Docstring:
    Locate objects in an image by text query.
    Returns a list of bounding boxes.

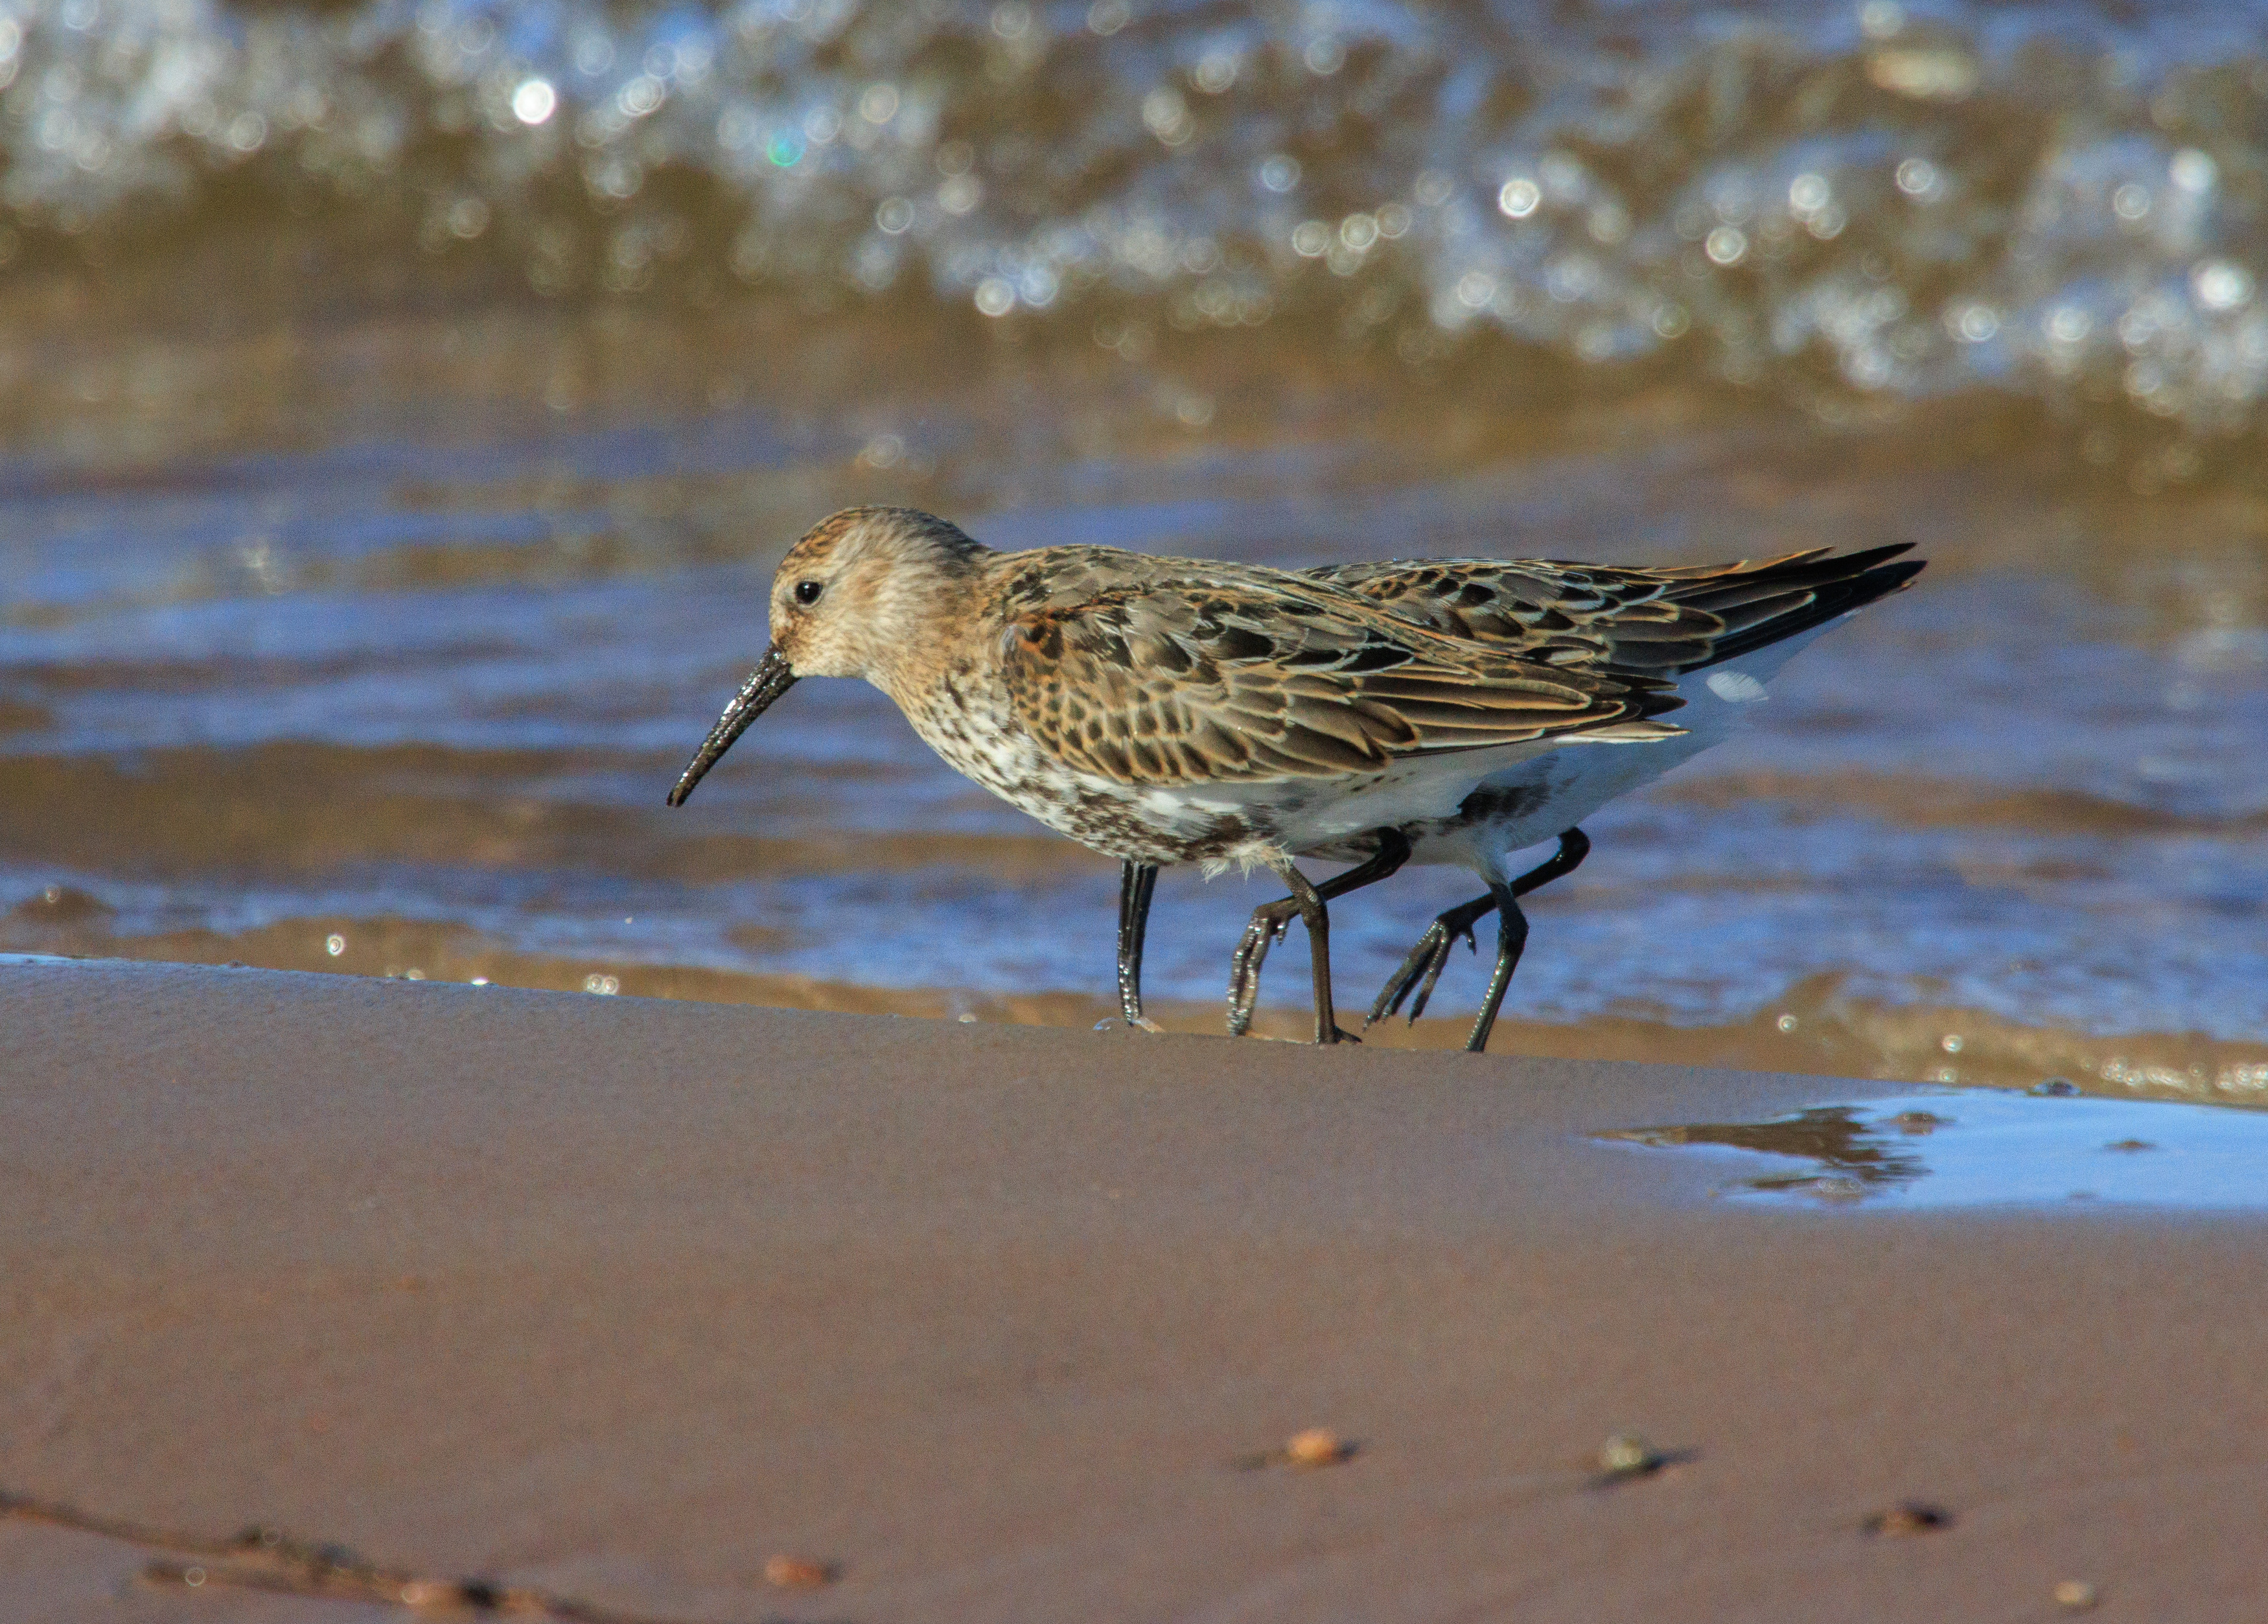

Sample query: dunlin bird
[665,507,1687,1043]
[1214,544,1925,1050]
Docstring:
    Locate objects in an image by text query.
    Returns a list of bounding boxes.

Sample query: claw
[1406,939,1454,1024]
[1367,922,1448,1027]
[1363,903,1484,1029]
[1361,830,1592,1041]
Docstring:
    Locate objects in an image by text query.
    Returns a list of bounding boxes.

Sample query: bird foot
[1226,895,1304,1036]
[1363,914,1479,1029]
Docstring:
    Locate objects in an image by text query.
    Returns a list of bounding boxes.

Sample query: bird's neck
[860,551,989,703]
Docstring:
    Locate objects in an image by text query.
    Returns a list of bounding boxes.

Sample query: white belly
[1372,636,1819,878]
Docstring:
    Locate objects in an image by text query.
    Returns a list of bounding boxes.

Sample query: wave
[7,0,2268,452]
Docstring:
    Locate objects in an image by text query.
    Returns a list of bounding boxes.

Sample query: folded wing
[1000,577,1682,787]
[1310,544,1924,676]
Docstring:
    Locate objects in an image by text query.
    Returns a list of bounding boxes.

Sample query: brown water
[3,0,2265,1100]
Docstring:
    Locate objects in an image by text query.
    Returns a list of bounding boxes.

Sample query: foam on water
[6,0,2268,456]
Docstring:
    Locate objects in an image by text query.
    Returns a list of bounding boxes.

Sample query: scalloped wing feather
[1309,544,1918,677]
[999,579,1680,788]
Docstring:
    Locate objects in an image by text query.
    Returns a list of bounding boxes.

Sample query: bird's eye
[793,580,824,606]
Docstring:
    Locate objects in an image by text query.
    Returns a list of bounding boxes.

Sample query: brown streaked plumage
[665,506,1691,1045]
[1209,542,1927,1051]
[993,572,1682,791]
[1307,545,1925,675]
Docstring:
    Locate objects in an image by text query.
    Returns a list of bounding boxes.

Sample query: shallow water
[1603,1087,2268,1208]
[2,0,2265,1098]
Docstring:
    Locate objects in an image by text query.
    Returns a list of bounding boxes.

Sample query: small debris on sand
[763,1555,837,1588]
[2052,1579,2100,1611]
[1284,1428,1354,1468]
[399,1579,498,1607]
[1862,1502,1953,1535]
[1597,1433,1665,1477]
[1234,1428,1357,1470]
[1586,1431,1693,1488]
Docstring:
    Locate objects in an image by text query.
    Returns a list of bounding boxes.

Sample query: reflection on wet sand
[1604,1106,1934,1200]
[1603,1090,2268,1207]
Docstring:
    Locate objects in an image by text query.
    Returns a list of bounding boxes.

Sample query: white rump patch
[1704,669,1769,703]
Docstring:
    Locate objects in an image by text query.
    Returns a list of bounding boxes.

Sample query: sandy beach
[5,956,2263,1622]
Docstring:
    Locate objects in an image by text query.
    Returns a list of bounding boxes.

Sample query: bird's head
[764,505,987,679]
[666,507,987,806]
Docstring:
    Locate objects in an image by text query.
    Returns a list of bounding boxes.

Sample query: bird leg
[1227,835,1410,1036]
[1465,881,1531,1054]
[1249,859,1360,1045]
[1115,860,1163,1031]
[1365,828,1591,1042]
[1227,831,1411,1039]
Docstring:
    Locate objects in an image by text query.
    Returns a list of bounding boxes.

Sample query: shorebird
[665,506,1688,1043]
[1210,544,1925,1050]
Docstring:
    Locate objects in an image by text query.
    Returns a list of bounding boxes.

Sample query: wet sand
[5,957,2264,1621]
[12,892,2268,1104]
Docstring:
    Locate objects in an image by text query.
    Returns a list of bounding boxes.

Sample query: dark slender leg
[1262,859,1354,1045]
[1366,828,1592,1034]
[1115,860,1163,1030]
[1227,831,1412,1038]
[1466,881,1529,1054]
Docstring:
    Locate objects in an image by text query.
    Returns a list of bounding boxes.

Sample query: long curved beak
[666,646,798,806]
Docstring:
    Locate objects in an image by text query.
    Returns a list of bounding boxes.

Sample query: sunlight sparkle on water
[511,78,557,125]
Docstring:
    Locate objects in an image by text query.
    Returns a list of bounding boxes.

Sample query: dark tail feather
[1675,546,1925,673]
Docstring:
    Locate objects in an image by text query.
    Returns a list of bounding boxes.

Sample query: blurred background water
[3,0,2266,1098]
